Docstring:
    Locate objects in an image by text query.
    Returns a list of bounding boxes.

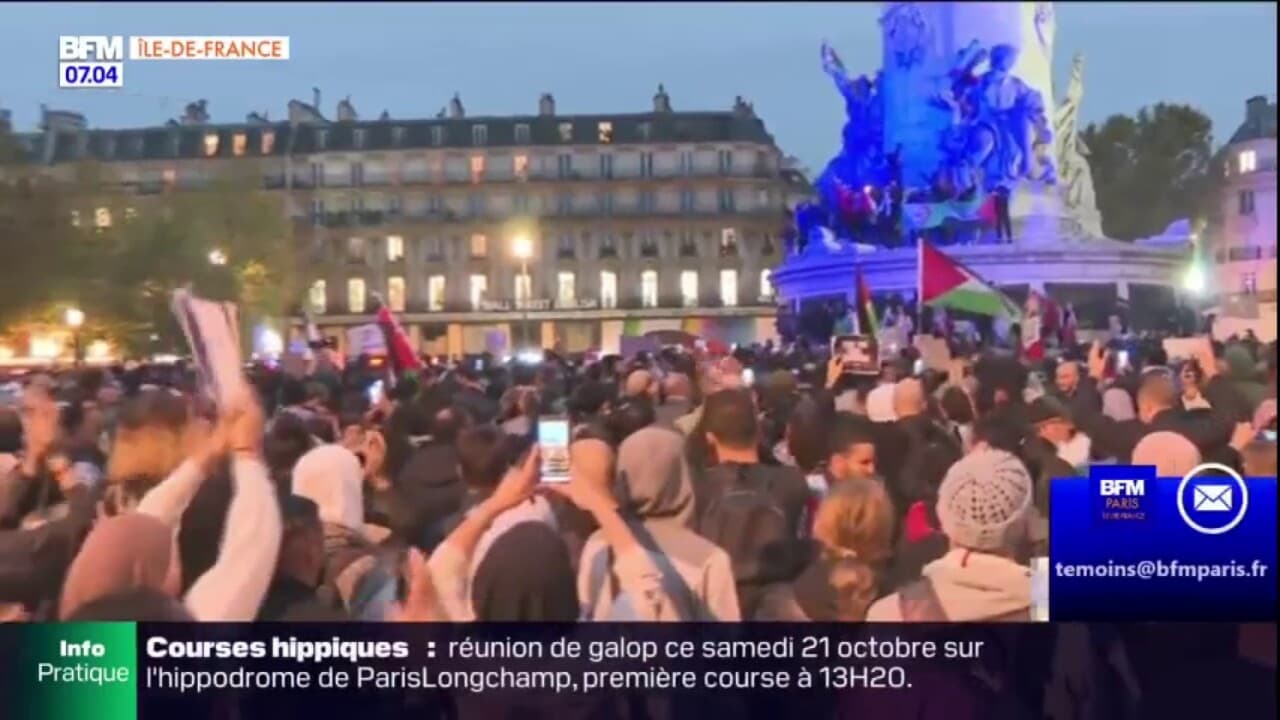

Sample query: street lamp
[511,235,533,350]
[208,249,228,266]
[64,307,84,367]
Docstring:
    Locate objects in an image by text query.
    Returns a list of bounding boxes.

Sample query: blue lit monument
[773,1,1191,322]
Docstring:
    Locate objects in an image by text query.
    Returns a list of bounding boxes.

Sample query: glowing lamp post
[65,307,85,367]
[511,235,533,349]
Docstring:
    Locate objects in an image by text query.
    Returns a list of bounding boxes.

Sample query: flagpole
[916,238,924,333]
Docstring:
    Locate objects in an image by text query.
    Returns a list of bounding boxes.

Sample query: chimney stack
[538,93,556,116]
[312,87,321,110]
[1245,95,1270,123]
[448,92,465,119]
[336,96,358,122]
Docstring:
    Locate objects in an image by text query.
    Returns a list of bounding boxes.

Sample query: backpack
[697,464,797,616]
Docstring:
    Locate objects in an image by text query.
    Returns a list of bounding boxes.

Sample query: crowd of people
[0,331,1275,709]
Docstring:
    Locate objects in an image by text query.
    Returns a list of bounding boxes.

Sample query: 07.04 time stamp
[59,62,124,88]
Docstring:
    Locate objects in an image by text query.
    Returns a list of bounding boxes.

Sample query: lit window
[386,235,404,262]
[472,125,488,146]
[354,128,367,149]
[680,270,698,307]
[428,275,446,311]
[69,210,81,227]
[260,130,275,154]
[598,121,614,144]
[558,122,573,142]
[162,168,176,188]
[514,124,531,144]
[309,280,327,314]
[431,126,444,146]
[720,227,738,254]
[469,274,488,310]
[470,233,488,257]
[124,207,138,222]
[94,207,112,228]
[600,271,618,309]
[514,154,529,180]
[346,237,366,262]
[232,133,247,157]
[1239,149,1257,173]
[203,132,219,157]
[514,274,532,303]
[387,276,406,312]
[470,155,485,183]
[719,269,739,307]
[759,269,774,299]
[557,272,576,306]
[347,278,367,313]
[641,270,659,308]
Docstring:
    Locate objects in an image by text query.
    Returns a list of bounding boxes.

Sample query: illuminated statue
[960,43,1056,186]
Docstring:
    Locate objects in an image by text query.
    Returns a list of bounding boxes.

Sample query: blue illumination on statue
[798,22,1058,252]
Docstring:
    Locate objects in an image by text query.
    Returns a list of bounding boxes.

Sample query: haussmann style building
[7,86,806,357]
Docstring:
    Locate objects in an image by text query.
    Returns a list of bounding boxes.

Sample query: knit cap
[935,448,1032,551]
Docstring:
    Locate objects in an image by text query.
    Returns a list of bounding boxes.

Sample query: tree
[0,130,298,356]
[89,161,299,355]
[1081,103,1219,241]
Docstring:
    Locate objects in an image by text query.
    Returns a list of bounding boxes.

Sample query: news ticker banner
[1,622,1271,718]
[58,35,289,89]
[1050,464,1277,621]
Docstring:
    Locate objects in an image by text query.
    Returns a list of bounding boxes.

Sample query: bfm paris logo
[1093,464,1250,534]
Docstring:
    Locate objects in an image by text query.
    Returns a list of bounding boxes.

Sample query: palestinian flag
[855,265,880,337]
[918,240,1019,317]
[374,299,423,378]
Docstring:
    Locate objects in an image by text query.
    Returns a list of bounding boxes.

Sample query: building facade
[9,87,802,357]
[1210,95,1277,341]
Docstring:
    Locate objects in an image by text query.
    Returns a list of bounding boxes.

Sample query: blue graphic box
[1050,465,1277,621]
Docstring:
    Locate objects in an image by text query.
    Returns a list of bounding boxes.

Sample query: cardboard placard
[914,334,953,371]
[1162,336,1211,362]
[346,324,386,356]
[171,289,249,408]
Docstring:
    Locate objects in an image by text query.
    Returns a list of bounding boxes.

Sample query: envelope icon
[1194,484,1233,512]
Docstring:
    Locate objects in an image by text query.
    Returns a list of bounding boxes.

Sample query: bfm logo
[1100,479,1145,496]
[59,36,125,62]
[1100,479,1145,515]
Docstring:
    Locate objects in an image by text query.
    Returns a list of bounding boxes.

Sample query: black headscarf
[470,521,577,622]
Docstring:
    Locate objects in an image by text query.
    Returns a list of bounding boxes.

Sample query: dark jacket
[0,477,101,611]
[393,441,464,550]
[1075,376,1239,463]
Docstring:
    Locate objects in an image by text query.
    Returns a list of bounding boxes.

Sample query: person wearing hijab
[1131,432,1201,477]
[1102,387,1136,423]
[59,398,280,621]
[578,426,740,621]
[470,522,578,622]
[291,444,396,620]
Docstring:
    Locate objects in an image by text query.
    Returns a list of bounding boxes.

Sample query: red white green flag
[918,241,1019,318]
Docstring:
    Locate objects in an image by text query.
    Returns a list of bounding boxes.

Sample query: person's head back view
[892,378,926,420]
[276,495,325,588]
[605,395,656,446]
[702,389,758,463]
[786,396,833,474]
[812,479,894,565]
[935,448,1032,556]
[1132,431,1201,477]
[59,513,182,619]
[455,426,510,491]
[292,445,365,532]
[471,521,578,622]
[1137,373,1177,424]
[615,426,694,525]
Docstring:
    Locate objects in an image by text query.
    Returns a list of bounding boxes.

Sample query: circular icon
[1176,462,1249,535]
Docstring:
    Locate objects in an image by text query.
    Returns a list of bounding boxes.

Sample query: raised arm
[183,400,282,622]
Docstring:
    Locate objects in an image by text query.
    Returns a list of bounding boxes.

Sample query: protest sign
[171,288,249,408]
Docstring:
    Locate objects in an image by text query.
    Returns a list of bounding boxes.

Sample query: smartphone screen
[366,380,384,406]
[537,417,571,483]
[741,368,755,386]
